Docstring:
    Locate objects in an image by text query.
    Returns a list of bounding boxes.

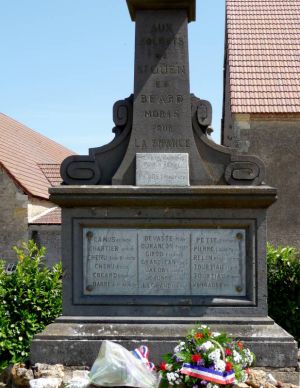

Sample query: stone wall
[28,224,61,267]
[0,166,62,265]
[223,114,300,249]
[0,167,28,262]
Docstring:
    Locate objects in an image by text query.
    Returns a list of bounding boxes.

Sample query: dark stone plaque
[83,229,138,295]
[191,229,246,296]
[83,227,246,296]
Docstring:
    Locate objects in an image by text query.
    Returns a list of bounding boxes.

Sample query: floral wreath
[159,325,255,387]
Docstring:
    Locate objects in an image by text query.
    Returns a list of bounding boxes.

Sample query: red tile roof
[226,0,300,114]
[0,113,74,199]
[29,207,61,224]
[38,164,63,187]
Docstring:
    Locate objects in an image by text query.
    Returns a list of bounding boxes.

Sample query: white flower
[214,359,226,372]
[233,349,242,363]
[211,332,221,338]
[198,324,207,329]
[165,364,173,371]
[208,349,221,362]
[207,383,212,388]
[200,341,214,351]
[166,372,182,385]
[167,372,176,382]
[212,386,219,388]
[174,341,185,353]
[243,348,254,365]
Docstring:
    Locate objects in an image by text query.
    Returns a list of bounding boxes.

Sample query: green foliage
[267,243,300,343]
[159,325,254,387]
[0,241,62,370]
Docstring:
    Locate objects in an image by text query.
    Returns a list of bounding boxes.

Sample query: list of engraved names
[83,228,246,296]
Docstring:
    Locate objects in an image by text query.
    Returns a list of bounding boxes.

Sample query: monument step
[56,316,275,324]
[30,317,298,368]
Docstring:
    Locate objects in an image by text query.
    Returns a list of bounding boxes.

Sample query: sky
[1,0,226,155]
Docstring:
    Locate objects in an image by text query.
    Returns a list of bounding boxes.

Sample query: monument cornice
[49,185,277,208]
[126,0,196,22]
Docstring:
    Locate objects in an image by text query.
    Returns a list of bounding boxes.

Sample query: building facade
[0,113,73,264]
[222,0,300,249]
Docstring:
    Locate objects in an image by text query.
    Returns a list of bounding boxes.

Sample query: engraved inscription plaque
[136,153,189,186]
[83,228,246,296]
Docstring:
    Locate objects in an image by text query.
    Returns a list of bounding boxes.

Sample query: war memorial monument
[30,0,298,368]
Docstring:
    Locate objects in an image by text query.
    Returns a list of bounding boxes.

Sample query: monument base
[30,316,298,367]
[34,185,297,368]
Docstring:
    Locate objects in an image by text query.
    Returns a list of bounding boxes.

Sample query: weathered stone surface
[83,227,246,296]
[264,384,277,388]
[11,364,34,388]
[271,372,299,387]
[71,371,90,380]
[44,186,277,319]
[6,365,295,388]
[30,319,298,368]
[49,185,277,208]
[0,168,28,263]
[65,371,90,388]
[112,7,209,185]
[61,368,90,387]
[136,153,189,186]
[33,363,64,380]
[246,369,272,388]
[29,378,63,388]
[28,224,62,267]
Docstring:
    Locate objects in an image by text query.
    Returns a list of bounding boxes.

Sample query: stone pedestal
[30,186,298,367]
[30,0,298,370]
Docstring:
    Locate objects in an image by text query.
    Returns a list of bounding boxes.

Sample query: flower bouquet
[159,325,255,387]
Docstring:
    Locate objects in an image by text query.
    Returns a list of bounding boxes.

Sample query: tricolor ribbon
[181,363,235,385]
[132,345,156,371]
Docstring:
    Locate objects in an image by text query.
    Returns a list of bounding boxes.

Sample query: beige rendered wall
[223,114,300,249]
[28,197,54,221]
[0,167,29,262]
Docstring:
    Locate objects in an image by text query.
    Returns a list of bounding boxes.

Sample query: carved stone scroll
[61,91,265,187]
[60,156,101,185]
[61,95,133,185]
[225,156,265,186]
[191,94,212,133]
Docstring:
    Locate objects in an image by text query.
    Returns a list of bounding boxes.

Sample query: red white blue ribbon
[132,345,155,371]
[181,363,235,385]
